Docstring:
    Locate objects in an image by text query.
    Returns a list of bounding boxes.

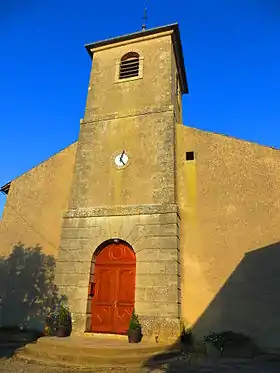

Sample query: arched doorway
[88,240,136,334]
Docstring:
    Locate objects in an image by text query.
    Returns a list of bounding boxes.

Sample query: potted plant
[55,305,72,337]
[127,309,142,343]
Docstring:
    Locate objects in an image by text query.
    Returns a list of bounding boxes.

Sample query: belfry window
[119,52,140,79]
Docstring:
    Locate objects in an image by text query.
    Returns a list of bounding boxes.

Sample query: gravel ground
[1,355,280,373]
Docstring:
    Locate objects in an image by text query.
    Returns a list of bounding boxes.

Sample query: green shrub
[129,309,141,330]
[46,304,71,329]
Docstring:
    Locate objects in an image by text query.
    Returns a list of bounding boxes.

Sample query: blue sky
[1,0,280,216]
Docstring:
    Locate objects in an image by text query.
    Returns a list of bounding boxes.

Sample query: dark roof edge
[171,24,188,94]
[85,23,179,53]
[85,23,188,94]
[0,182,11,195]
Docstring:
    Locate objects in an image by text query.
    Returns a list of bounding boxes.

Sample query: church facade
[1,23,280,349]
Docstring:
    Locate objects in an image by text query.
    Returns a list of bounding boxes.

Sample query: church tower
[56,23,188,341]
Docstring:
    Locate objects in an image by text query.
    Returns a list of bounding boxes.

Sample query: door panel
[114,305,134,334]
[117,267,136,303]
[95,268,114,302]
[91,305,113,333]
[114,266,136,334]
[91,267,115,332]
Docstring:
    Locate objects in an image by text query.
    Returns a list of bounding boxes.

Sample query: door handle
[89,283,95,297]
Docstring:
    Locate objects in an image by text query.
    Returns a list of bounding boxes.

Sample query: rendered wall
[0,142,77,329]
[70,32,177,209]
[177,124,280,349]
[0,142,77,258]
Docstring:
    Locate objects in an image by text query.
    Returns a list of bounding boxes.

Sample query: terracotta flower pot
[127,328,142,343]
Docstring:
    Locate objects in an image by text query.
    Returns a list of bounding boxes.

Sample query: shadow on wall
[0,243,67,357]
[143,241,280,372]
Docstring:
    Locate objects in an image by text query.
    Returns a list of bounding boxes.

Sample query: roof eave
[171,24,188,94]
[0,182,11,195]
[84,23,179,55]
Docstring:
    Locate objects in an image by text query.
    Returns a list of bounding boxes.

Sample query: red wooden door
[91,243,136,334]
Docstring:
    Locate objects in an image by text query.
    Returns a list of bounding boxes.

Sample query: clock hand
[120,150,125,165]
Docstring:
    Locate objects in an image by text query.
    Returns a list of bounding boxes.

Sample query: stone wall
[55,204,181,342]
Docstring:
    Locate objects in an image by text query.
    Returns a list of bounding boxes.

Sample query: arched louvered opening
[119,52,140,79]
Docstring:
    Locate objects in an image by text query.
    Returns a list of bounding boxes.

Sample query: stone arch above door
[93,239,135,261]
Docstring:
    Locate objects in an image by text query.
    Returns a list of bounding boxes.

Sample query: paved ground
[1,342,280,373]
[1,354,280,373]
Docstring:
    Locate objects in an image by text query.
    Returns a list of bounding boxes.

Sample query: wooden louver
[119,56,139,79]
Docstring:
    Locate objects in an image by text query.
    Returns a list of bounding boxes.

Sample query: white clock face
[114,151,129,168]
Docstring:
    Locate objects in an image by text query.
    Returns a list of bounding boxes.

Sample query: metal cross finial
[142,7,147,31]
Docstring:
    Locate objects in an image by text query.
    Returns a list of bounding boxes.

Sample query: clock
[114,150,129,168]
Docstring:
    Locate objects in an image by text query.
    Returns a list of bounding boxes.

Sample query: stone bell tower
[56,23,188,342]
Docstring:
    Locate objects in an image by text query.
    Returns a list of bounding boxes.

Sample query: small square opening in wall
[186,151,195,161]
